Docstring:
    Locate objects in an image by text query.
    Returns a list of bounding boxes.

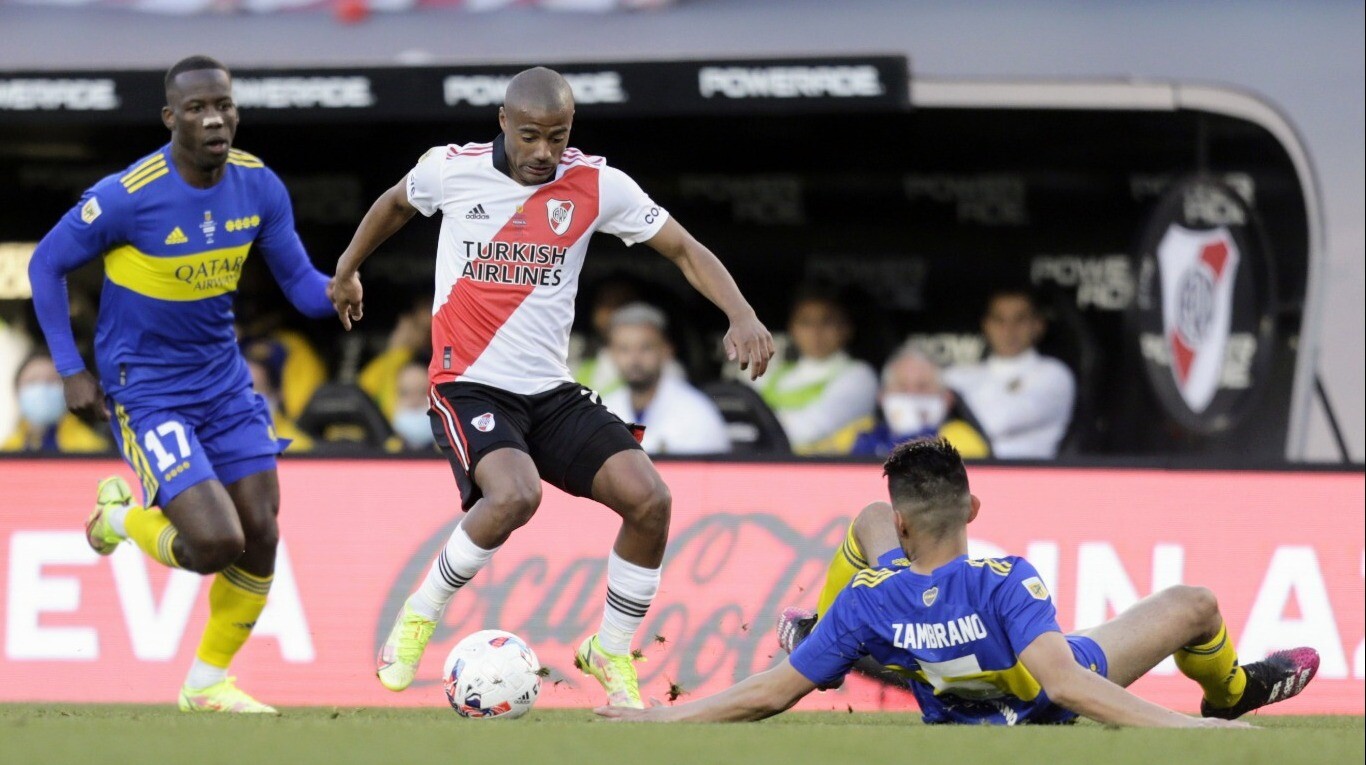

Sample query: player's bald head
[504,67,574,117]
[498,67,575,185]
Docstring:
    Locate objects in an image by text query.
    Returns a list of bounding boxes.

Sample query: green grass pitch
[2,706,1361,765]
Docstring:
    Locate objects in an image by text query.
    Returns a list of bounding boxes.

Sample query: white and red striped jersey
[407,137,669,394]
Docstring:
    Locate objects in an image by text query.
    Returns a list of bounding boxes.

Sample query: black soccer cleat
[1200,647,1320,720]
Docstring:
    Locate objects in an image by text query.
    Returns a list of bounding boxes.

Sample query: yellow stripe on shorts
[115,404,159,502]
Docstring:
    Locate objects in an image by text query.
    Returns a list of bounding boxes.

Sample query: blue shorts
[108,384,285,507]
[1023,635,1111,724]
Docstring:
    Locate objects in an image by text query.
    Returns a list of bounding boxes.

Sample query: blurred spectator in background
[237,296,328,421]
[754,284,877,454]
[573,273,683,396]
[386,360,437,453]
[358,293,432,420]
[602,303,729,456]
[850,346,989,458]
[944,288,1075,459]
[0,313,32,442]
[246,356,312,453]
[2,351,107,453]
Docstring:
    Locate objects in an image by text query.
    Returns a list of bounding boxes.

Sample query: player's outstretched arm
[644,218,774,381]
[1020,632,1250,728]
[596,659,816,723]
[330,176,418,330]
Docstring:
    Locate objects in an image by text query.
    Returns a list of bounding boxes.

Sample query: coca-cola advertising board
[0,459,1360,714]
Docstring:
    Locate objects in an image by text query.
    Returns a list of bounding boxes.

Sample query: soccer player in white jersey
[328,67,774,707]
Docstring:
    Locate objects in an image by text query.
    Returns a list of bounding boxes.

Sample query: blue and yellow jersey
[29,144,333,408]
[789,554,1066,725]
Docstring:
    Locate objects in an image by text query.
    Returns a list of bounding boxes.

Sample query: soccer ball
[442,629,542,719]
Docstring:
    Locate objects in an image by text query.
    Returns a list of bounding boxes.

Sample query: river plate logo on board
[1130,175,1276,434]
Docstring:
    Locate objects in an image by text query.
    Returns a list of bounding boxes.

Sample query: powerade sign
[1130,176,1277,434]
[0,78,120,111]
[698,65,886,100]
[0,57,908,124]
[443,71,627,107]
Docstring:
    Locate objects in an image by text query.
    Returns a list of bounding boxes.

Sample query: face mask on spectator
[392,408,434,448]
[19,382,67,429]
[882,393,947,437]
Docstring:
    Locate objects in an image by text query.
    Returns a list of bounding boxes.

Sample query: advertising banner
[0,57,910,124]
[1,459,1361,715]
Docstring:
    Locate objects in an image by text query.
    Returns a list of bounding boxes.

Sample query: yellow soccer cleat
[574,635,644,709]
[178,677,279,714]
[376,602,437,692]
[85,476,132,556]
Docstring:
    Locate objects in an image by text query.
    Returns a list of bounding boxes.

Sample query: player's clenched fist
[62,369,109,422]
[329,270,365,330]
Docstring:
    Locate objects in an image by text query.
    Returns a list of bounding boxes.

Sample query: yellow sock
[815,521,870,619]
[1174,623,1248,708]
[123,505,181,568]
[196,566,272,669]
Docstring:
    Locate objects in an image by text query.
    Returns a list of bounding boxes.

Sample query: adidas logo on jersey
[165,227,188,245]
[466,204,490,220]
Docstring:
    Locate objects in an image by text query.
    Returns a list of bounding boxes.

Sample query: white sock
[184,658,228,690]
[106,502,132,538]
[597,551,661,655]
[409,524,498,620]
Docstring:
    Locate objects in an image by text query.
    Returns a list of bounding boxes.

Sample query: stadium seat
[701,381,791,456]
[1033,286,1100,456]
[296,383,395,454]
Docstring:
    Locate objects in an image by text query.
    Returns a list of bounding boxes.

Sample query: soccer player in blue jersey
[27,55,334,713]
[597,438,1319,726]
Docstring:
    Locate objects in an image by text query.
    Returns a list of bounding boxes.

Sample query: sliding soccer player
[599,438,1318,725]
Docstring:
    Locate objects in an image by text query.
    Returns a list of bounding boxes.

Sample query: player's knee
[1167,584,1220,630]
[184,529,247,574]
[1184,585,1221,623]
[241,511,279,554]
[623,480,671,538]
[853,502,894,538]
[485,482,542,530]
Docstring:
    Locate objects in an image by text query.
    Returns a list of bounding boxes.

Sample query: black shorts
[428,380,644,510]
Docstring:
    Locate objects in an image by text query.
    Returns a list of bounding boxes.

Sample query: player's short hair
[164,55,230,94]
[883,437,971,539]
[610,302,668,334]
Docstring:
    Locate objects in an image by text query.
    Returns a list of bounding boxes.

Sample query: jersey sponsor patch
[80,196,102,224]
[471,412,496,432]
[546,199,574,235]
[1022,576,1050,601]
[164,227,188,245]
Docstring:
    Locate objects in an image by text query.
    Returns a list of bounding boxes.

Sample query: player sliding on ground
[28,56,336,713]
[328,66,773,707]
[598,438,1320,726]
